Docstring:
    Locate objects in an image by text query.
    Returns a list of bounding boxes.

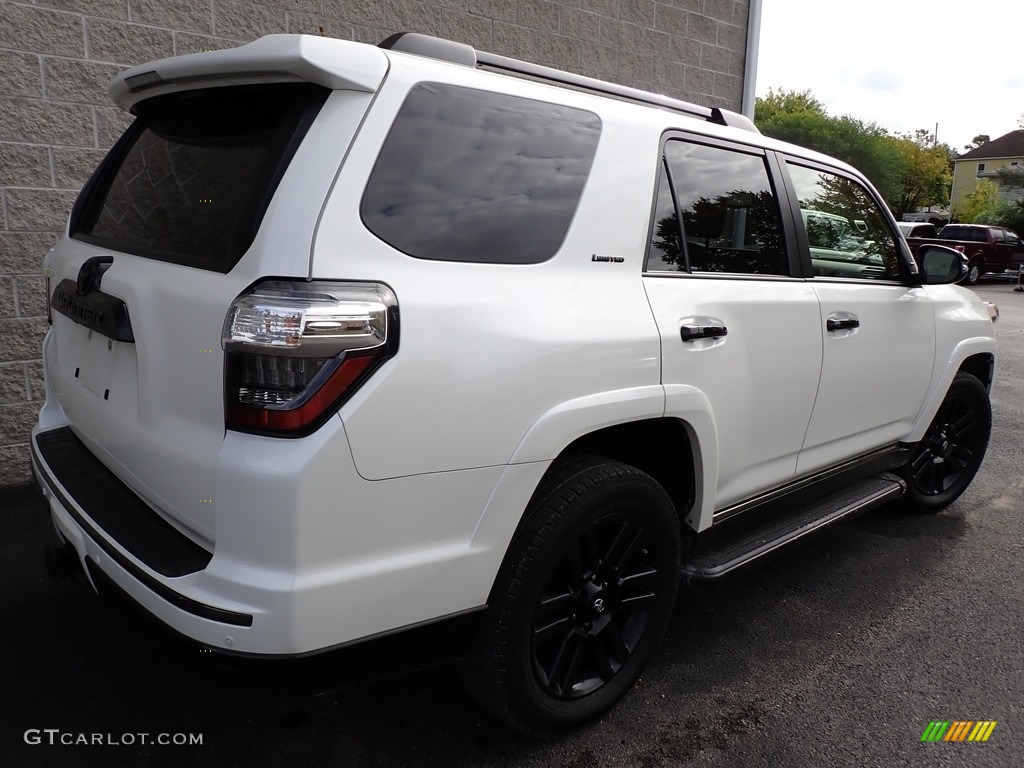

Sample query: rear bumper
[30,419,516,656]
[32,428,251,627]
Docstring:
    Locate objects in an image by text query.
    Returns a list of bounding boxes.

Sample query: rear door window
[71,83,329,273]
[646,139,790,275]
[361,83,602,265]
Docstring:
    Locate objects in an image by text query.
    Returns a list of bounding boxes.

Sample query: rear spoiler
[109,34,389,112]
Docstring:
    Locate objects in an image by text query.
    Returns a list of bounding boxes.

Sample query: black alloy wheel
[902,372,990,511]
[460,456,681,735]
[532,513,663,700]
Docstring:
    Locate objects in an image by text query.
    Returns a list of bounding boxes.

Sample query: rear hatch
[44,36,387,544]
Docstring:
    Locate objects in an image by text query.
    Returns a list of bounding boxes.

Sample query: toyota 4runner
[31,32,997,735]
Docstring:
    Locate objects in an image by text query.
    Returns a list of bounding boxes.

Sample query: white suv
[31,32,996,735]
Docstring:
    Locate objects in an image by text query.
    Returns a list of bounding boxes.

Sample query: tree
[888,132,953,217]
[755,90,955,214]
[964,134,990,152]
[973,197,1024,234]
[755,90,903,202]
[754,88,827,123]
[954,179,1001,222]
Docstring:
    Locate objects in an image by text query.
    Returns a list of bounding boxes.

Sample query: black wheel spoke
[604,520,641,572]
[588,622,617,679]
[619,590,657,609]
[912,452,933,482]
[548,633,586,697]
[949,412,978,442]
[950,444,975,465]
[618,565,659,594]
[533,591,576,645]
[535,590,574,622]
[601,617,632,661]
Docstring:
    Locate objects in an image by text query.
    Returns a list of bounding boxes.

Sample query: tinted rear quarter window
[71,83,329,272]
[361,83,602,264]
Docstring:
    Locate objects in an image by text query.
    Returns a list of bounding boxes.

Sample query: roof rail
[378,32,759,134]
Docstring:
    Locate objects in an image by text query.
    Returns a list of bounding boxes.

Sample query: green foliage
[957,168,1024,232]
[754,89,954,218]
[964,134,990,151]
[954,180,1001,222]
[754,89,827,122]
[890,133,953,215]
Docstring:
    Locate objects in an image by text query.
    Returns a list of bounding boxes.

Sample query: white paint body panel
[645,277,822,509]
[796,282,936,476]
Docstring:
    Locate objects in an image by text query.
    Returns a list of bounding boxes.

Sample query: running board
[682,473,906,584]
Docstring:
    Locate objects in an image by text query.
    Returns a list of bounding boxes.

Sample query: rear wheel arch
[554,418,698,534]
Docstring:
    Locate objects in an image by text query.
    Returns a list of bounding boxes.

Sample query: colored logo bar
[920,721,997,742]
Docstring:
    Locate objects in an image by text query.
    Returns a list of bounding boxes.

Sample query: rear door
[642,137,822,510]
[45,83,341,543]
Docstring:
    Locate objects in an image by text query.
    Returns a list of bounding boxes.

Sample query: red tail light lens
[222,280,398,436]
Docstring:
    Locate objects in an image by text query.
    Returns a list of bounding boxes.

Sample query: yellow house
[951,129,1024,210]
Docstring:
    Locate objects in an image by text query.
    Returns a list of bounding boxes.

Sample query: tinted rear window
[361,83,602,264]
[71,83,329,272]
[939,226,985,242]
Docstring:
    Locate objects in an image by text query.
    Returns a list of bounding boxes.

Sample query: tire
[900,372,990,512]
[962,260,982,286]
[460,456,681,736]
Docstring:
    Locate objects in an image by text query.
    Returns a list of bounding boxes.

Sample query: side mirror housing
[919,245,967,285]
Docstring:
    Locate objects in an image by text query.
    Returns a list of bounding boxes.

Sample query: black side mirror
[920,245,967,285]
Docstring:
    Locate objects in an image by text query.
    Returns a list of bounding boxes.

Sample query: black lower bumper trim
[33,427,253,627]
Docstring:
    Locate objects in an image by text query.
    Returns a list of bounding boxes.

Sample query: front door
[782,160,936,476]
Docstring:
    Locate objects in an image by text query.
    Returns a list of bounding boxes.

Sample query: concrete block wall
[0,0,749,486]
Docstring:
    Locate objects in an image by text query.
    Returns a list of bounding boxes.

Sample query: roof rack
[378,32,758,134]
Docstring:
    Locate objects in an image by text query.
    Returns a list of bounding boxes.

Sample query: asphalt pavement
[1,281,1022,768]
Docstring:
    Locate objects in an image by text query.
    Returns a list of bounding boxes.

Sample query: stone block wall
[0,0,749,486]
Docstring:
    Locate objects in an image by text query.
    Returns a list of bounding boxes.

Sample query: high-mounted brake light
[222,280,398,436]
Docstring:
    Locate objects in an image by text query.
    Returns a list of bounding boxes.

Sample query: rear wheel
[901,372,990,512]
[461,457,681,736]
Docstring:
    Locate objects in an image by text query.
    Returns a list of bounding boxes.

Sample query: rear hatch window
[70,83,329,273]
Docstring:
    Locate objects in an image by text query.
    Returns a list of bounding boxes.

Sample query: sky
[754,0,1024,152]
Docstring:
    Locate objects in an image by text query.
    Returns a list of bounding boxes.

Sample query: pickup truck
[905,223,1024,284]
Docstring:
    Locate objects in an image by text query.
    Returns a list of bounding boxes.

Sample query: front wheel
[460,457,681,736]
[901,372,990,512]
[962,259,982,285]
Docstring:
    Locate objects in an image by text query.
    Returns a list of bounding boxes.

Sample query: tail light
[222,280,398,436]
